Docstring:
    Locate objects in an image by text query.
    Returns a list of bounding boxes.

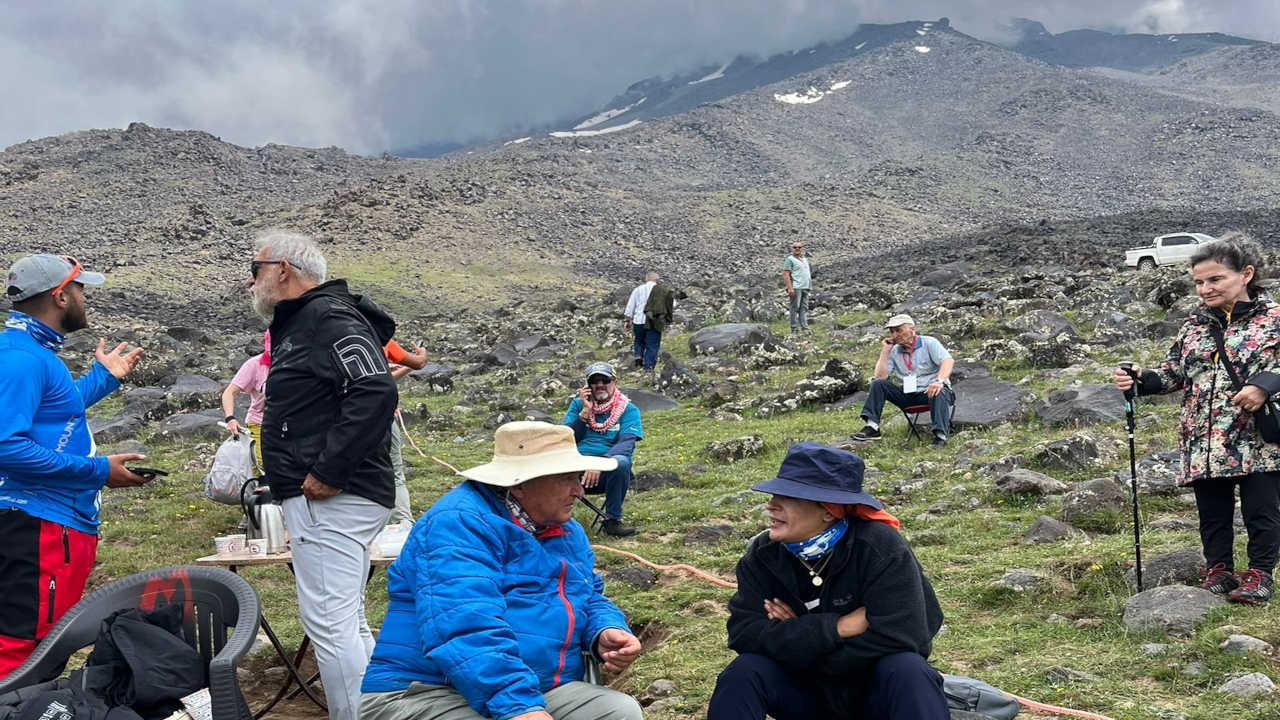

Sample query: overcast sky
[1,0,1275,155]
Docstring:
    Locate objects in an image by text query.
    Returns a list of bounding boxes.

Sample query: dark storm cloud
[1,1,1276,154]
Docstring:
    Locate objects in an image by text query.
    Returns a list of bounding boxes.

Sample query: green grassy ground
[92,314,1280,719]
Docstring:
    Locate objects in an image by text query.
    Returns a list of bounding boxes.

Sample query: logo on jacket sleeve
[333,335,387,380]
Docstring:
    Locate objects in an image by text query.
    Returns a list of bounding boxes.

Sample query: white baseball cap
[884,313,915,329]
[6,254,105,301]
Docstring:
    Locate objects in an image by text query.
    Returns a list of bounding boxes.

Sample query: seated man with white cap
[849,314,954,448]
[360,421,643,720]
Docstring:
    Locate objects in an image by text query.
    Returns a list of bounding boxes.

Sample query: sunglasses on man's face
[250,260,288,279]
[587,375,614,386]
[51,255,83,297]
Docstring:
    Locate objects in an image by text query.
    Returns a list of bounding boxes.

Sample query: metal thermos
[244,485,288,554]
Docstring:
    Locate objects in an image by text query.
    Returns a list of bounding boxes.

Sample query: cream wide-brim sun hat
[459,421,617,487]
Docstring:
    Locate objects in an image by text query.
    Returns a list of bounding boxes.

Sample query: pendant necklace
[797,553,834,586]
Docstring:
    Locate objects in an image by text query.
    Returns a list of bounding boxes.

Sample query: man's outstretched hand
[106,453,151,488]
[96,339,144,379]
[596,628,642,673]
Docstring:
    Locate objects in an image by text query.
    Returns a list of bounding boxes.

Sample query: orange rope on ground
[396,408,428,457]
[1007,693,1116,720]
[592,544,738,589]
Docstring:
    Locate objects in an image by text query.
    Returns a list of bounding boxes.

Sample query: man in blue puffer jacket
[361,422,643,720]
[0,254,150,677]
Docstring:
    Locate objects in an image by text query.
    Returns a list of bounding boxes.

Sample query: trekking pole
[1119,362,1144,592]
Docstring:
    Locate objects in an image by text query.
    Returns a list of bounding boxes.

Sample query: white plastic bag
[372,522,411,558]
[203,433,254,505]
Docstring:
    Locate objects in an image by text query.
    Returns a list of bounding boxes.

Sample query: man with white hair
[250,230,400,720]
[850,314,954,448]
[361,421,644,720]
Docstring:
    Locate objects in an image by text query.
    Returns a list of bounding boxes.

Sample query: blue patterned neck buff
[783,518,849,561]
[5,310,65,352]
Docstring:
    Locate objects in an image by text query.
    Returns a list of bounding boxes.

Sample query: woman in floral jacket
[1115,234,1280,605]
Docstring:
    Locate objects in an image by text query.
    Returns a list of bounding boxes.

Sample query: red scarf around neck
[585,389,629,432]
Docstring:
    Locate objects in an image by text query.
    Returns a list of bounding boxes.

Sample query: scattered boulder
[756,358,862,418]
[684,525,735,546]
[996,469,1068,495]
[1025,336,1090,369]
[512,335,548,354]
[609,566,658,589]
[1217,673,1276,699]
[1031,435,1101,472]
[164,374,222,410]
[1044,666,1100,684]
[1007,309,1078,338]
[951,376,1031,428]
[1126,547,1205,591]
[993,568,1052,592]
[1023,516,1078,544]
[624,388,680,412]
[632,471,680,492]
[90,412,146,444]
[702,381,740,408]
[689,324,772,355]
[1060,478,1129,532]
[706,436,765,462]
[658,356,703,399]
[152,412,224,442]
[1034,385,1125,427]
[1122,585,1224,635]
[1219,634,1274,655]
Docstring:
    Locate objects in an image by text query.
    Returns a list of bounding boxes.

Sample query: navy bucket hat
[751,442,882,509]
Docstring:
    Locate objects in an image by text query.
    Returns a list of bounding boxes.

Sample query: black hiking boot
[1228,569,1274,605]
[849,426,882,442]
[1199,563,1240,595]
[601,519,637,538]
[931,431,947,449]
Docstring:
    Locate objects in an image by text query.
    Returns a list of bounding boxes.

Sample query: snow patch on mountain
[915,46,932,53]
[689,62,731,85]
[573,98,646,130]
[551,120,643,138]
[504,137,531,146]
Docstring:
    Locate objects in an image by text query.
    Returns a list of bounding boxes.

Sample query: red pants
[0,509,98,678]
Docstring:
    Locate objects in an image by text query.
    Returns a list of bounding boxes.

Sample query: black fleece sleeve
[308,307,399,489]
[726,553,842,669]
[1246,371,1280,396]
[819,544,940,674]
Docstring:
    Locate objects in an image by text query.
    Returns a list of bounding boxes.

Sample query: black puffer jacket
[726,521,943,714]
[262,280,398,506]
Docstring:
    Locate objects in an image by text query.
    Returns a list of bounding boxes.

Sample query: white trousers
[283,492,391,720]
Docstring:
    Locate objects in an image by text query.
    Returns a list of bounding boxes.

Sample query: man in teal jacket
[361,422,643,720]
[0,254,149,677]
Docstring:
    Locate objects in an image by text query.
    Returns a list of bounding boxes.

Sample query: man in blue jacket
[0,254,149,677]
[562,362,642,537]
[361,421,643,720]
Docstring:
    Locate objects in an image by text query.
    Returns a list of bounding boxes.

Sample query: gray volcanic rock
[624,388,679,412]
[1023,516,1078,543]
[89,412,146,444]
[1060,478,1129,531]
[951,376,1030,428]
[632,471,680,492]
[153,412,224,442]
[1007,310,1078,338]
[1123,585,1223,635]
[165,375,223,410]
[1034,385,1125,427]
[1217,673,1276,698]
[1126,547,1205,590]
[996,469,1068,495]
[689,324,771,355]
